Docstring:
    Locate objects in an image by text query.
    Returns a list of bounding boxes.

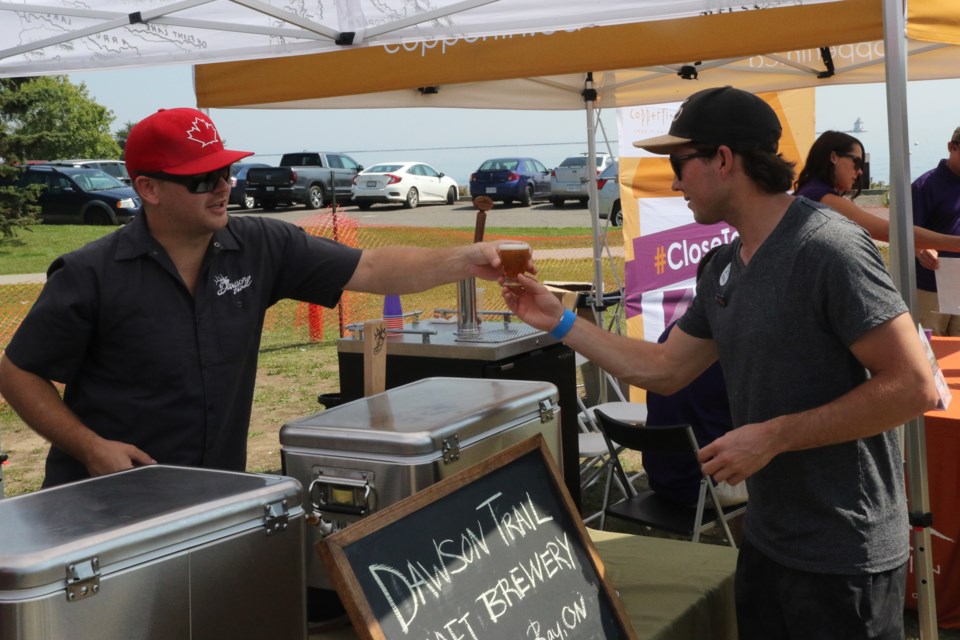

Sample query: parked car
[229,162,270,209]
[550,153,615,207]
[351,161,459,210]
[469,157,551,207]
[45,159,131,184]
[6,165,141,225]
[595,160,622,227]
[245,152,363,210]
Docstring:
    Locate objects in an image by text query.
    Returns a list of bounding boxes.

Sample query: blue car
[12,165,141,225]
[469,157,552,207]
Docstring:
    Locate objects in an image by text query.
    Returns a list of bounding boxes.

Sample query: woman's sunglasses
[837,153,864,171]
[141,166,232,194]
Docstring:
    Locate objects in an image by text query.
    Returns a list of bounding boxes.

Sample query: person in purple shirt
[794,131,960,261]
[912,127,960,336]
[643,247,746,508]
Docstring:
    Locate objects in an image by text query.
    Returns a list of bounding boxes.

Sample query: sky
[68,65,960,187]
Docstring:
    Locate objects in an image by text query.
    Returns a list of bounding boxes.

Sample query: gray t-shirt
[678,196,909,574]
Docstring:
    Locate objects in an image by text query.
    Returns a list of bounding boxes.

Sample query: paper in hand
[934,257,960,314]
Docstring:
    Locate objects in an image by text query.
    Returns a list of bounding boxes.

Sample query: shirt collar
[115,213,241,261]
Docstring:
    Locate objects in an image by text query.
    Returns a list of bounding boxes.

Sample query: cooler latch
[66,557,100,602]
[539,398,558,423]
[263,499,290,535]
[442,434,461,464]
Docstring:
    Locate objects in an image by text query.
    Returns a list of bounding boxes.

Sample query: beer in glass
[498,242,532,287]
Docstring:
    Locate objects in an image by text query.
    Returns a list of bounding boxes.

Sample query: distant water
[848,126,948,187]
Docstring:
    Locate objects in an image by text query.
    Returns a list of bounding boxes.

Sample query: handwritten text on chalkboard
[330,442,631,639]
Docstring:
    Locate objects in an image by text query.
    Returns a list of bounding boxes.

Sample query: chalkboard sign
[318,435,636,640]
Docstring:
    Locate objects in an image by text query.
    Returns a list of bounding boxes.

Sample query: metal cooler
[279,376,561,592]
[0,466,306,640]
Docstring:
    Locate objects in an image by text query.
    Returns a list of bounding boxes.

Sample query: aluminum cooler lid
[0,466,302,591]
[280,377,558,456]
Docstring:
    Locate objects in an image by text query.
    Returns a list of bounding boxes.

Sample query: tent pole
[583,72,607,402]
[882,0,938,637]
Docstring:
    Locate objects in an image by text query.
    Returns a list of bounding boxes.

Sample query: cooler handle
[309,475,372,517]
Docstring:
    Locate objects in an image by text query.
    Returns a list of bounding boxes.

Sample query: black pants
[735,537,906,640]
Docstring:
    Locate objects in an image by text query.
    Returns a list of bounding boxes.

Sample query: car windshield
[560,157,589,168]
[71,170,125,191]
[366,164,405,173]
[479,159,519,171]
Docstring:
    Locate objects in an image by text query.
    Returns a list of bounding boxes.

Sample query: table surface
[905,336,960,628]
[928,337,960,421]
[309,529,739,640]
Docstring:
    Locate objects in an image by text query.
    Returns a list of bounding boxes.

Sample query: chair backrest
[593,408,745,547]
[593,409,695,454]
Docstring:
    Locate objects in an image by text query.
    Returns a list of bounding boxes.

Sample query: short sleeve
[5,257,98,384]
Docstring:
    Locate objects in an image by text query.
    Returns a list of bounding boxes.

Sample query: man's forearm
[347,245,489,294]
[0,356,102,466]
[771,362,937,455]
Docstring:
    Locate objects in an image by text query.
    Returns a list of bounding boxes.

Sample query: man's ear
[716,145,735,174]
[134,176,161,205]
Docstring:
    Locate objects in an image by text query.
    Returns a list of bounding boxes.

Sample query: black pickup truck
[244,152,363,210]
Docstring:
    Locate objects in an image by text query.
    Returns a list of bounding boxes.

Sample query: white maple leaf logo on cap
[185,117,220,147]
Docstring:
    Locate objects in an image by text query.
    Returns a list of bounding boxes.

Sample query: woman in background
[795,130,960,260]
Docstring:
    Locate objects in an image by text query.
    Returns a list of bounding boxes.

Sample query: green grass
[0,224,621,275]
[0,225,116,274]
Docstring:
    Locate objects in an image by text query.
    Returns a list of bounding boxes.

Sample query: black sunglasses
[142,166,231,194]
[837,153,864,171]
[669,149,718,180]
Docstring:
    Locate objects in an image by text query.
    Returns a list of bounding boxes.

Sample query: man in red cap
[0,107,514,487]
[503,87,937,638]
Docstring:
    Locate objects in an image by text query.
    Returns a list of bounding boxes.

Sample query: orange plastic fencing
[0,214,623,353]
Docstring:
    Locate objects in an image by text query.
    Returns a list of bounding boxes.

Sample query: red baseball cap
[125,108,253,178]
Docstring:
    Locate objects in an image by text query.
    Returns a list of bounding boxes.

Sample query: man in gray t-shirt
[501,87,937,639]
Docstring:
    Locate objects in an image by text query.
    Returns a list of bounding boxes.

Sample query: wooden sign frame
[317,435,637,640]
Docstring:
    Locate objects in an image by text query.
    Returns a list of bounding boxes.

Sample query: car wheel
[83,205,113,225]
[519,185,533,207]
[305,185,325,210]
[446,187,458,205]
[404,188,419,209]
[261,199,278,211]
[550,197,564,208]
[611,202,623,227]
[357,202,373,210]
[240,194,255,210]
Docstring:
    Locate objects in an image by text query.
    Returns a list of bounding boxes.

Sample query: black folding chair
[593,409,746,547]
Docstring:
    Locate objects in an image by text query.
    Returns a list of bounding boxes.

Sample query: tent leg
[882,0,939,637]
[583,72,607,402]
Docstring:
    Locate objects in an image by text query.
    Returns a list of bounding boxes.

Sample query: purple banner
[625,222,737,319]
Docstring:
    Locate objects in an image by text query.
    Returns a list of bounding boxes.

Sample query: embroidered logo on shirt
[214,274,253,296]
[186,117,221,148]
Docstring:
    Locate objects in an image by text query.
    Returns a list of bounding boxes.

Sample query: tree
[115,121,136,157]
[0,76,122,240]
[1,76,121,161]
[0,79,41,240]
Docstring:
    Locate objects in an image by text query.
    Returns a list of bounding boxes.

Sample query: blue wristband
[549,308,577,340]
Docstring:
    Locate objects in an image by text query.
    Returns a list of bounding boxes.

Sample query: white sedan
[351,161,459,210]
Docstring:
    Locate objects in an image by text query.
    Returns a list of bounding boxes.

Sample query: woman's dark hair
[738,149,796,195]
[794,130,864,198]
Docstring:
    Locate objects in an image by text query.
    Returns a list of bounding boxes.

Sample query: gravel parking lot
[232,200,600,228]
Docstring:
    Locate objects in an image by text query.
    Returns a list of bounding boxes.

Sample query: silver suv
[549,153,614,207]
[47,159,130,184]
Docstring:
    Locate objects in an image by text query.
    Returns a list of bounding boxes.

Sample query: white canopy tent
[1,1,955,636]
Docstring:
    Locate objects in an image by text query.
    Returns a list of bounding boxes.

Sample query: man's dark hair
[794,130,864,199]
[738,149,796,194]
